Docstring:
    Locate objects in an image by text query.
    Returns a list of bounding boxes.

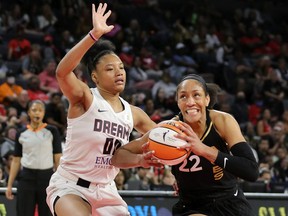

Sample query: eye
[179,94,186,99]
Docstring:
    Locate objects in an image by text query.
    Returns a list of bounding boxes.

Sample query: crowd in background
[0,0,288,193]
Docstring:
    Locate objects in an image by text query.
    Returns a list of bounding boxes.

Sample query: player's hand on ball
[141,142,150,153]
[174,121,206,156]
[139,147,164,168]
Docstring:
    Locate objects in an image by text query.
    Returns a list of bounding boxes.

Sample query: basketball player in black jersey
[112,74,259,216]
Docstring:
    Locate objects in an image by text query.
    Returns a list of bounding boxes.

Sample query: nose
[115,67,123,76]
[186,96,196,106]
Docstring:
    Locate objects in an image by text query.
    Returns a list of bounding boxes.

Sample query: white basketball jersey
[60,88,134,184]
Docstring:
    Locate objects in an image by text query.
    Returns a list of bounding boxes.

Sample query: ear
[91,73,98,84]
[205,95,210,107]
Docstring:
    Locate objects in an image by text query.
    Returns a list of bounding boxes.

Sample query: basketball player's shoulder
[210,109,234,123]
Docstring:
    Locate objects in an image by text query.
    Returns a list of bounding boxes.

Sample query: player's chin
[114,85,125,93]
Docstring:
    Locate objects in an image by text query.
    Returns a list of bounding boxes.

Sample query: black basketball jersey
[172,109,238,200]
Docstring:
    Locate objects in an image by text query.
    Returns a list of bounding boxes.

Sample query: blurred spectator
[243,121,258,144]
[26,75,49,102]
[7,25,31,61]
[275,57,288,85]
[268,121,288,155]
[262,68,285,119]
[42,34,61,63]
[282,110,288,136]
[231,91,249,130]
[127,56,155,91]
[127,167,152,190]
[273,154,288,183]
[139,47,163,80]
[151,72,176,100]
[123,18,143,50]
[0,71,23,106]
[153,87,176,118]
[172,42,198,76]
[226,48,253,93]
[4,107,21,129]
[58,30,75,56]
[256,108,273,138]
[6,3,30,31]
[256,136,271,164]
[256,167,272,192]
[273,147,288,180]
[10,89,29,118]
[151,168,175,191]
[44,92,67,136]
[0,125,17,159]
[21,44,43,80]
[0,54,8,79]
[143,97,162,123]
[114,169,128,190]
[118,41,134,70]
[38,58,60,95]
[238,26,263,55]
[37,3,58,34]
[248,97,262,126]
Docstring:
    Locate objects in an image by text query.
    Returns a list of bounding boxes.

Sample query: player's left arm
[212,111,259,182]
[130,105,157,134]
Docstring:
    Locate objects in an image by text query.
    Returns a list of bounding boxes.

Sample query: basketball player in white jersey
[46,3,157,216]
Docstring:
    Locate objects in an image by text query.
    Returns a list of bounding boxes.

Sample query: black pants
[16,167,53,216]
[172,188,255,216]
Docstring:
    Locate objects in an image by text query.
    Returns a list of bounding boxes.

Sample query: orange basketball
[148,121,188,166]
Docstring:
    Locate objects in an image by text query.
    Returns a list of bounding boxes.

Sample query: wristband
[214,142,259,181]
[88,31,98,42]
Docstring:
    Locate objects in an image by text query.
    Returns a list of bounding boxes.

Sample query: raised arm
[56,3,114,105]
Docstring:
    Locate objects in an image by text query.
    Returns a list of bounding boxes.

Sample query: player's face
[94,54,126,94]
[177,80,209,123]
[28,103,45,124]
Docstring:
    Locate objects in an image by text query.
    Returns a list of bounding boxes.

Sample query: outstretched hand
[91,3,114,36]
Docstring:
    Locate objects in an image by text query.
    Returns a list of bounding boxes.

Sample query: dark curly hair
[82,39,116,75]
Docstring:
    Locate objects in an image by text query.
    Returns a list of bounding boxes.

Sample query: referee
[5,100,62,216]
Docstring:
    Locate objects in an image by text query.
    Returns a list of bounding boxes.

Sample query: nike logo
[223,157,228,169]
[234,189,238,196]
[98,109,108,112]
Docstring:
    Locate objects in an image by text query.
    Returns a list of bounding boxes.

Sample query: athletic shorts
[172,188,256,216]
[46,166,130,216]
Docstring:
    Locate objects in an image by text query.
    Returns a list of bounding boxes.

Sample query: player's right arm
[56,3,114,107]
[111,132,161,169]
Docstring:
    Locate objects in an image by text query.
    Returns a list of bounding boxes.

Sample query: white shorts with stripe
[46,166,130,216]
